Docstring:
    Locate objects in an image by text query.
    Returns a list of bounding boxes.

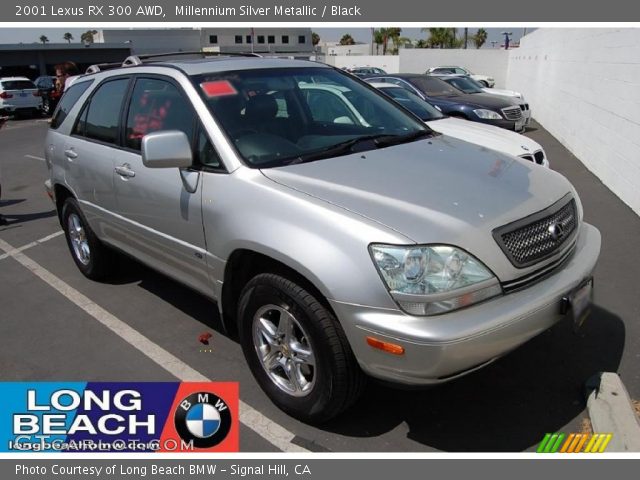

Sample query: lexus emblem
[548,222,565,241]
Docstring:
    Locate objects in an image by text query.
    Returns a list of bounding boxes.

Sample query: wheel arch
[220,248,338,337]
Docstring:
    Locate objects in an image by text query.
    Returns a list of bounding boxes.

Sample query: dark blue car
[366,73,525,132]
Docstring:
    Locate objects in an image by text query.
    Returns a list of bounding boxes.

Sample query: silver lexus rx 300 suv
[44,54,601,422]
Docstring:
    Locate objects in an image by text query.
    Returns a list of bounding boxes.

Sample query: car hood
[434,92,516,109]
[426,117,542,159]
[481,87,523,100]
[261,136,574,279]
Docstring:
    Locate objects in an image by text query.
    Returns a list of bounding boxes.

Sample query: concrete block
[586,372,640,452]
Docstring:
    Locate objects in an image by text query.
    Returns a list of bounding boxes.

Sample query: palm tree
[472,28,488,49]
[80,30,98,44]
[39,35,49,45]
[464,28,468,49]
[423,28,449,48]
[385,28,403,55]
[312,32,320,46]
[339,34,355,46]
[373,29,384,55]
[415,39,429,48]
[63,32,73,43]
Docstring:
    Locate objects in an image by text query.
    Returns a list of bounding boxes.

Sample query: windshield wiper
[285,133,398,164]
[374,129,435,147]
[284,130,434,165]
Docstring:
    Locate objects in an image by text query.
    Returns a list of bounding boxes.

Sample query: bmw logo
[174,392,232,448]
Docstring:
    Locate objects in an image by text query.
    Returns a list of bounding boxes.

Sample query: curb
[585,372,640,452]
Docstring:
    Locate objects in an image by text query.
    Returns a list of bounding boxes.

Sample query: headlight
[473,109,502,120]
[370,244,502,315]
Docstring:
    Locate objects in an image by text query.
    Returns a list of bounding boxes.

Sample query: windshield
[407,76,462,97]
[379,87,445,121]
[465,77,486,89]
[443,76,484,94]
[193,67,430,167]
[1,80,36,90]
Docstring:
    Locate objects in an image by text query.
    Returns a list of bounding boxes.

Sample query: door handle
[64,148,78,159]
[115,164,136,178]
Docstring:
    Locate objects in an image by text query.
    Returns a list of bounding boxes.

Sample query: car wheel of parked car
[42,97,51,116]
[61,198,113,280]
[479,80,489,87]
[238,273,365,423]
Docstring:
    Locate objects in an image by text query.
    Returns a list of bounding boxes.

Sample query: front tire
[238,273,365,423]
[479,80,489,87]
[61,198,112,280]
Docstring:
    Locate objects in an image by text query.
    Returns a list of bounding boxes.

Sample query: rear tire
[479,80,489,87]
[238,273,365,423]
[61,198,113,280]
[42,97,52,116]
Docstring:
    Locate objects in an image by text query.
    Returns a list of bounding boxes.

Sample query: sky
[0,27,531,48]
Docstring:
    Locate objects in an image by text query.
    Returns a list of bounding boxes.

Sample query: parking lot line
[24,154,46,162]
[0,236,309,453]
[0,230,63,261]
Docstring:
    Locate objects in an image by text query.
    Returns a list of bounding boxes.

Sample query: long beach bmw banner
[0,383,239,453]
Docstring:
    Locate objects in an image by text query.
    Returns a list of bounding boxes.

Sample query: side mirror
[142,130,193,169]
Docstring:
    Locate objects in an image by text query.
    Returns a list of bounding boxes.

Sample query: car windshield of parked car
[1,80,36,90]
[443,76,484,94]
[465,77,487,89]
[380,87,445,121]
[408,76,462,97]
[194,67,430,167]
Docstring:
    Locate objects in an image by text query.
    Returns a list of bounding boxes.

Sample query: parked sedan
[34,75,62,116]
[437,75,531,127]
[366,74,525,131]
[370,82,547,167]
[426,66,495,87]
[345,67,388,78]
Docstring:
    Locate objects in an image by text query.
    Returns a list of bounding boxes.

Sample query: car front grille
[519,150,545,165]
[502,106,523,121]
[493,196,578,268]
[519,103,529,111]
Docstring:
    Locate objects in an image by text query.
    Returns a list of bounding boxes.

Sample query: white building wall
[320,43,372,56]
[324,55,400,73]
[506,28,640,215]
[399,49,510,87]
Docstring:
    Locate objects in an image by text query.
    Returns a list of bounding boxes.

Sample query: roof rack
[85,50,262,74]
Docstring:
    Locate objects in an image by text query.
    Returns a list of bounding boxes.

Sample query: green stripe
[537,433,552,453]
[550,433,566,453]
[543,434,559,453]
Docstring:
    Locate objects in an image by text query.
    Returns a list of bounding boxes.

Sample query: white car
[426,66,495,88]
[0,77,42,117]
[371,83,546,166]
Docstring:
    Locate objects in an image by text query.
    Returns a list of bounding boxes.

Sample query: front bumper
[330,222,601,386]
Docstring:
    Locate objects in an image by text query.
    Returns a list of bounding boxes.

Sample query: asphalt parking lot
[1,117,639,452]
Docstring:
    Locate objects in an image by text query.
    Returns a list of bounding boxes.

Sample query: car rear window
[1,80,36,90]
[50,80,94,130]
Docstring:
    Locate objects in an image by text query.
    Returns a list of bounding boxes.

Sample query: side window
[50,80,93,129]
[125,78,195,151]
[455,68,467,75]
[195,127,223,170]
[81,78,129,144]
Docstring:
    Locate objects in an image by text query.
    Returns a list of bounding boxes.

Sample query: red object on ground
[199,332,213,345]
